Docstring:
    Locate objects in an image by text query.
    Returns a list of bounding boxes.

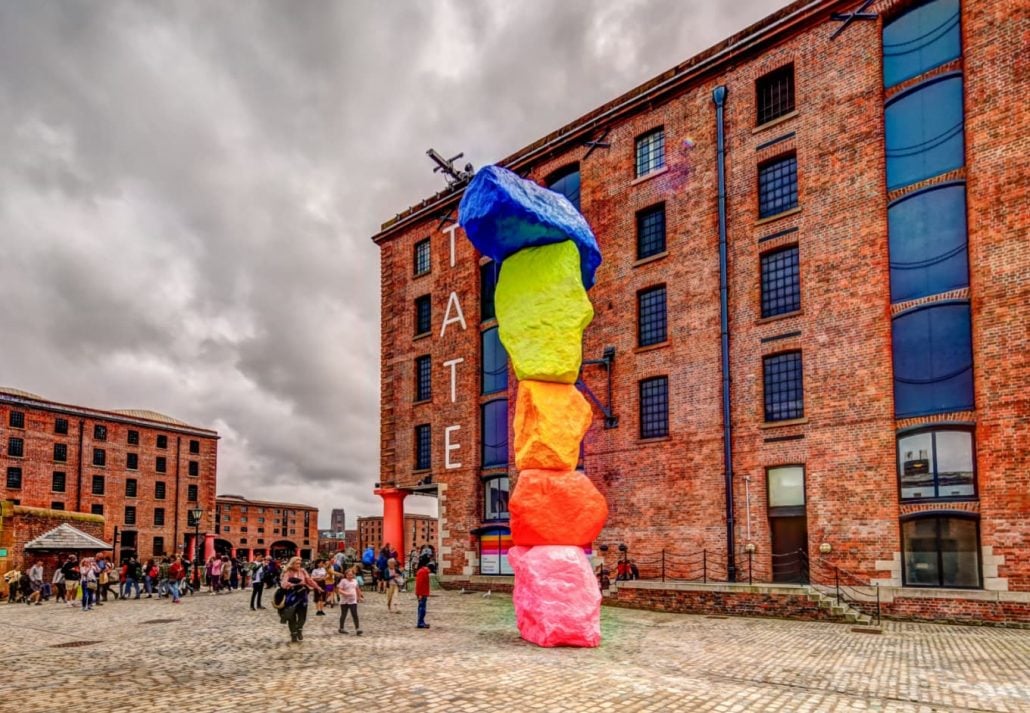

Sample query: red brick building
[214,494,318,561]
[1,387,218,562]
[371,0,1027,618]
[357,514,438,556]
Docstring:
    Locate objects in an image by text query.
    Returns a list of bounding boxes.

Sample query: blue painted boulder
[458,165,601,289]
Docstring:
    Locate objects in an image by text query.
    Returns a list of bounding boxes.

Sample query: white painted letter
[443,224,460,267]
[444,425,462,469]
[440,291,467,337]
[442,357,464,403]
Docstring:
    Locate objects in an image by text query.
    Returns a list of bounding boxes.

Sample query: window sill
[481,318,498,329]
[755,206,801,226]
[637,435,671,445]
[634,341,670,354]
[6,455,24,459]
[633,251,668,268]
[756,310,803,326]
[412,270,431,281]
[760,417,809,429]
[631,165,668,186]
[413,332,431,342]
[412,468,431,475]
[413,399,432,407]
[752,110,799,135]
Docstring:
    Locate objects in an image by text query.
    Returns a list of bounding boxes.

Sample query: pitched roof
[24,523,112,551]
[109,409,192,427]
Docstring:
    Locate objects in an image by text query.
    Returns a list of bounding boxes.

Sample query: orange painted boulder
[514,380,593,471]
[510,469,607,546]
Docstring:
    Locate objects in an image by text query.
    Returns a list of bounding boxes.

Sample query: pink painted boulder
[508,544,601,648]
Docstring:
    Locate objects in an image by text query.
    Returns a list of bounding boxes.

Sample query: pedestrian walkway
[0,587,1027,712]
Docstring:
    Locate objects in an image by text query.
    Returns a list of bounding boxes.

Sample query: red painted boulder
[508,545,601,648]
[509,469,607,546]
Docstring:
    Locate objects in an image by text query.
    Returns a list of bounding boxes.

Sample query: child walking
[337,566,363,636]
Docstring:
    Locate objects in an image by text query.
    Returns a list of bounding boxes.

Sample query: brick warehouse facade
[371,0,1028,619]
[357,514,439,556]
[0,387,219,563]
[214,495,319,561]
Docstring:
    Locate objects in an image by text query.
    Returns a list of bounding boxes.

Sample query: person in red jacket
[415,556,434,629]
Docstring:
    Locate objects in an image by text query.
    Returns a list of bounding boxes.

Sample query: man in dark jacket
[61,555,80,606]
[122,557,142,599]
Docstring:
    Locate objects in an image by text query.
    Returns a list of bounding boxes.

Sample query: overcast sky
[0,0,781,527]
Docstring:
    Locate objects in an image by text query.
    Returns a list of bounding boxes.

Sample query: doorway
[770,516,808,583]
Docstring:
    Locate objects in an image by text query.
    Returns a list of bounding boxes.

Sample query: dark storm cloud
[0,0,781,524]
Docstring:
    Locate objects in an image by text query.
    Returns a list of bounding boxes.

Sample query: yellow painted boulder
[514,380,592,471]
[495,240,594,384]
[510,469,608,546]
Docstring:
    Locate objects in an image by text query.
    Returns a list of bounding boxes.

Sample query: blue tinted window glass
[415,355,432,402]
[636,204,666,259]
[481,261,498,322]
[547,165,581,211]
[885,75,964,190]
[758,155,798,218]
[639,376,669,438]
[761,245,801,317]
[481,399,508,467]
[888,183,969,302]
[415,424,431,470]
[763,351,804,422]
[635,129,665,177]
[892,302,973,417]
[637,286,667,347]
[415,295,431,335]
[481,327,508,395]
[883,0,961,88]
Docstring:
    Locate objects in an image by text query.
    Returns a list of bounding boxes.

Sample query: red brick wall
[0,503,107,584]
[214,497,318,558]
[356,515,438,556]
[0,399,218,560]
[374,0,1028,593]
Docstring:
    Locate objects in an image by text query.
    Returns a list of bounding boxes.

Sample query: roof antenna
[426,148,474,186]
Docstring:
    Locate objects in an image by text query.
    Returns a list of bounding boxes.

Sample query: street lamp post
[190,507,203,589]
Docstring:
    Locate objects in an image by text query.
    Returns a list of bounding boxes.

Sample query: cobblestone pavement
[1,587,1028,713]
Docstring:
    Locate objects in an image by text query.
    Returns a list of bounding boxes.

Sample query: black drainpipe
[713,85,736,583]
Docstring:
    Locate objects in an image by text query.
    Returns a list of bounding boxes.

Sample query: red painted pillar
[186,534,196,560]
[204,534,216,561]
[375,487,408,557]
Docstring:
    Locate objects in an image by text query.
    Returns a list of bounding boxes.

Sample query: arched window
[481,399,508,467]
[901,514,980,588]
[891,302,973,417]
[546,163,581,211]
[888,182,969,302]
[883,0,961,88]
[884,74,964,190]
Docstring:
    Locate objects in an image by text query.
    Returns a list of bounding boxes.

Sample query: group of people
[269,546,438,645]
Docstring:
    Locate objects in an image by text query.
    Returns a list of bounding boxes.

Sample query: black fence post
[835,566,840,604]
[703,549,707,584]
[876,584,881,626]
[661,550,666,582]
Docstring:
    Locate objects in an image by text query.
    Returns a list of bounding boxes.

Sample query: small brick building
[371,0,1028,621]
[214,494,318,561]
[0,387,219,563]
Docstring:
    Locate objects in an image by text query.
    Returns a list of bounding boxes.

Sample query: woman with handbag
[279,556,323,644]
[385,558,404,614]
[79,557,99,611]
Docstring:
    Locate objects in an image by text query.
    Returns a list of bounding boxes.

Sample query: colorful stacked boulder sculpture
[459,165,608,648]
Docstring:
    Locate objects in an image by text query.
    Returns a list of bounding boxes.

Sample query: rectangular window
[93,424,107,441]
[156,434,168,449]
[639,376,669,439]
[9,411,25,428]
[51,501,65,511]
[760,245,801,318]
[758,155,798,218]
[414,238,431,276]
[768,466,805,508]
[902,515,980,588]
[481,326,508,395]
[189,439,200,454]
[481,399,509,468]
[127,452,139,470]
[756,64,795,126]
[414,424,431,470]
[763,351,804,421]
[635,127,665,177]
[898,429,975,500]
[153,536,165,556]
[155,481,166,500]
[124,506,136,525]
[637,286,668,347]
[154,508,165,526]
[92,475,105,495]
[415,295,431,336]
[188,461,199,477]
[481,261,498,322]
[415,355,432,402]
[55,418,69,435]
[92,448,106,467]
[891,303,973,418]
[91,504,103,515]
[52,471,66,492]
[484,476,510,521]
[156,456,167,473]
[7,437,24,458]
[6,467,22,489]
[127,429,139,445]
[53,443,67,462]
[636,203,666,259]
[125,478,138,498]
[187,484,198,502]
